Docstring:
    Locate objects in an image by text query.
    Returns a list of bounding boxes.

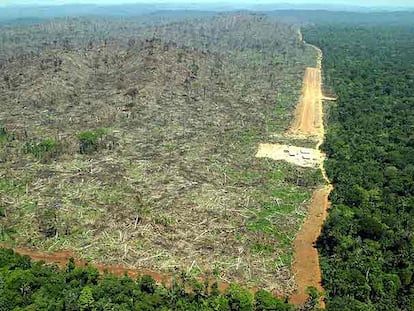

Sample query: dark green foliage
[139,274,156,294]
[190,61,199,77]
[255,290,294,311]
[225,284,254,311]
[0,124,14,144]
[37,204,58,238]
[0,125,7,142]
[303,287,321,311]
[303,22,414,311]
[0,248,295,310]
[77,128,108,154]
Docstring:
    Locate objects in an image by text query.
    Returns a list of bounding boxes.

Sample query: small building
[300,149,311,154]
[302,154,311,160]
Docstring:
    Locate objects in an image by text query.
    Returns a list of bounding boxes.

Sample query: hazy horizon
[1,0,414,7]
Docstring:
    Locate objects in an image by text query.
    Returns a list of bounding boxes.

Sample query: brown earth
[289,185,332,307]
[288,42,334,308]
[288,66,324,139]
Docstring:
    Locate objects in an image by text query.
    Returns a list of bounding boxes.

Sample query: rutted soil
[289,186,331,307]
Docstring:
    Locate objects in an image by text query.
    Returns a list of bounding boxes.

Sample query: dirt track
[0,243,172,284]
[289,64,323,138]
[288,42,333,308]
[289,185,331,307]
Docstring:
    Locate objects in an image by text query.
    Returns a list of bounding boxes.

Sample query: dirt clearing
[255,144,323,168]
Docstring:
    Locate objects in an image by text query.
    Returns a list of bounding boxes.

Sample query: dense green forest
[304,23,414,310]
[0,248,303,310]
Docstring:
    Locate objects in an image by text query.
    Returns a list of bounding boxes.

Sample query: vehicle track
[288,34,334,308]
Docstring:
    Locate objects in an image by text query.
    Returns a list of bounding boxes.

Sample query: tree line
[0,248,302,310]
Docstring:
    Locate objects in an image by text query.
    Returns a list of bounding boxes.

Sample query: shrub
[23,138,58,160]
[77,128,108,154]
[254,290,294,311]
[225,284,254,311]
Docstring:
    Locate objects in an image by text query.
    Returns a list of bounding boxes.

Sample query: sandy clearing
[255,143,323,168]
[323,96,337,101]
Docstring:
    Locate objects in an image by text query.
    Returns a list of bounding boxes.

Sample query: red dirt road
[1,244,172,284]
[289,185,332,307]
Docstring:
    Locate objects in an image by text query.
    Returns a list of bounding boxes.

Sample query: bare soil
[288,67,324,139]
[289,185,332,307]
[0,243,235,293]
[255,144,323,168]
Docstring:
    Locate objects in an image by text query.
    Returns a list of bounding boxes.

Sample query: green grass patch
[250,242,274,255]
[23,138,58,160]
[0,179,24,196]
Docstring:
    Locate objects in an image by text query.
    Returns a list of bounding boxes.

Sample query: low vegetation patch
[77,128,108,154]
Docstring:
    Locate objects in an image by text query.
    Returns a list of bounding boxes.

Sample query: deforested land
[0,13,322,296]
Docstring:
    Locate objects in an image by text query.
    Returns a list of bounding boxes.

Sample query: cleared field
[0,15,319,295]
